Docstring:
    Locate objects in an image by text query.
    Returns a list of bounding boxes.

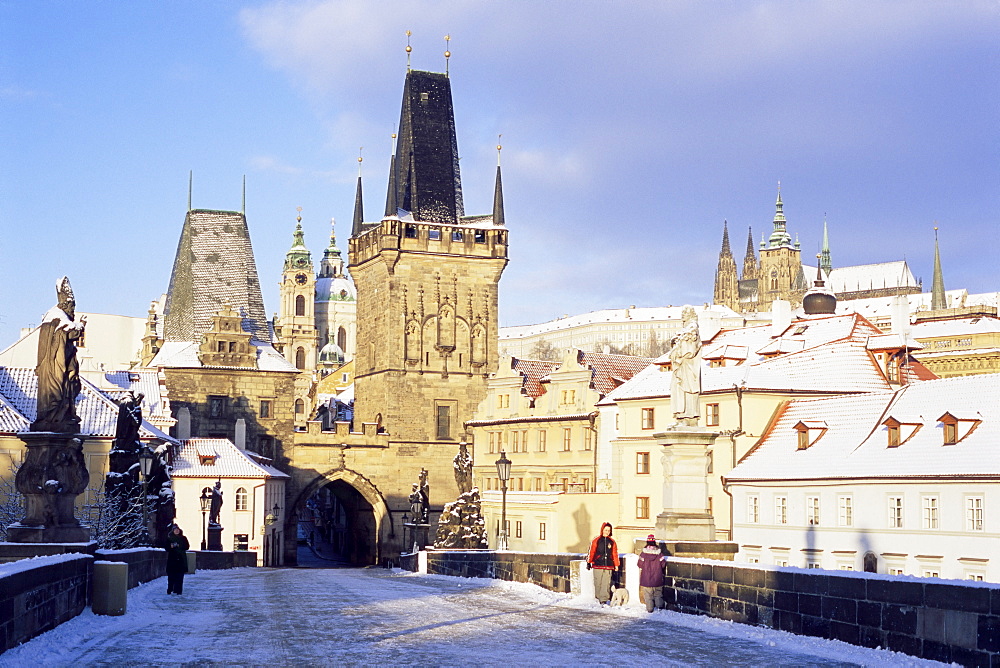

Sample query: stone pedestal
[403,523,431,553]
[207,524,223,551]
[654,427,718,542]
[6,432,90,543]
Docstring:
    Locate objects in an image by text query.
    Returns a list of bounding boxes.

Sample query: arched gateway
[289,468,388,566]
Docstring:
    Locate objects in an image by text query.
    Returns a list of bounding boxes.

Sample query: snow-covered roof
[910,316,1000,339]
[103,369,170,418]
[149,340,297,372]
[499,304,742,339]
[0,366,175,441]
[820,261,919,295]
[728,373,1000,482]
[171,438,289,479]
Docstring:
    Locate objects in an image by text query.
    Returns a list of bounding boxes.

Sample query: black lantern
[495,451,511,550]
[199,488,211,550]
[138,446,155,480]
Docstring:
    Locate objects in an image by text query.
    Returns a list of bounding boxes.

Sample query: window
[562,428,571,451]
[521,430,529,452]
[707,450,713,474]
[436,405,452,440]
[806,496,820,526]
[838,496,853,527]
[512,431,520,453]
[797,430,809,450]
[538,430,546,452]
[888,496,903,528]
[295,347,306,369]
[235,487,248,511]
[966,496,984,531]
[229,341,237,353]
[209,396,226,418]
[497,394,509,409]
[474,230,486,243]
[923,570,940,578]
[217,341,226,353]
[295,294,306,316]
[488,431,497,454]
[705,403,720,427]
[922,496,939,529]
[887,423,900,447]
[259,400,272,419]
[888,567,905,576]
[560,389,576,405]
[428,227,441,240]
[775,496,787,525]
[294,398,304,415]
[583,429,592,451]
[233,534,249,551]
[747,495,759,523]
[641,408,655,430]
[539,522,546,540]
[967,573,985,581]
[404,224,417,238]
[636,496,650,520]
[515,521,522,538]
[451,230,463,242]
[636,452,650,475]
[944,421,957,445]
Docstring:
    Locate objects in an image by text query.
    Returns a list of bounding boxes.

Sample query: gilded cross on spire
[358,147,363,177]
[497,134,502,167]
[444,34,451,76]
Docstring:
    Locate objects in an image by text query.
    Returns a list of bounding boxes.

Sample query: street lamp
[137,446,155,546]
[199,488,211,550]
[495,450,511,551]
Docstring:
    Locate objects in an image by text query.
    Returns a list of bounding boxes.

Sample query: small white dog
[609,586,630,607]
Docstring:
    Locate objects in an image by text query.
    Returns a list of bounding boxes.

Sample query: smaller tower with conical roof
[757,183,806,311]
[819,218,832,275]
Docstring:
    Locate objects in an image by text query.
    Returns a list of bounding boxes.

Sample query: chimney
[771,300,792,337]
[176,406,191,441]
[235,418,246,450]
[890,295,910,336]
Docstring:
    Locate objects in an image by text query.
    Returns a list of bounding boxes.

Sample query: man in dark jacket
[637,533,667,612]
[166,525,190,594]
[586,522,619,604]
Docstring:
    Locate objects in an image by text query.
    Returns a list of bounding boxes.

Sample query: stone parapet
[416,549,584,594]
[0,553,91,653]
[663,557,1000,665]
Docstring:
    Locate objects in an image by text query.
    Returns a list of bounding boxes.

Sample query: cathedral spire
[767,182,792,248]
[714,220,738,310]
[931,226,946,310]
[384,132,398,217]
[820,217,832,274]
[720,219,732,256]
[742,226,758,281]
[492,140,505,227]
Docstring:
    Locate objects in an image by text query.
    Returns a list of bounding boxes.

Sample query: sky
[1,1,998,349]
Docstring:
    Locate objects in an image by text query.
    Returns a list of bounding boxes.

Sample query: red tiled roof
[579,351,654,397]
[512,358,559,398]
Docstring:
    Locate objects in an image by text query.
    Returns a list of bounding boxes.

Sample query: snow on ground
[0,567,947,667]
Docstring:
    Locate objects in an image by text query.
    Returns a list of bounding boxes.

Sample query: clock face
[295,273,308,285]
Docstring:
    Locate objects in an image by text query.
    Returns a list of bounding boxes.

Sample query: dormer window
[199,455,217,466]
[937,412,981,445]
[794,420,828,450]
[882,417,922,448]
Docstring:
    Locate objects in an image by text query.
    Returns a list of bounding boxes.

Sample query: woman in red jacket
[587,522,619,604]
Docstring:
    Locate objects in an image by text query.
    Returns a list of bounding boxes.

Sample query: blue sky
[2,1,998,349]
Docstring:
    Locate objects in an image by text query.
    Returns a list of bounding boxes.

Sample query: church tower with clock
[274,210,319,378]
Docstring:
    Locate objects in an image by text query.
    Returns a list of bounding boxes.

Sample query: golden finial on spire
[358,147,363,176]
[444,34,451,76]
[497,134,502,167]
[296,205,302,224]
[405,30,412,70]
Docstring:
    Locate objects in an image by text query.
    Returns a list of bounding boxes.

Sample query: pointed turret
[742,226,758,281]
[351,175,364,237]
[384,150,398,217]
[931,227,946,310]
[385,70,464,224]
[820,218,832,274]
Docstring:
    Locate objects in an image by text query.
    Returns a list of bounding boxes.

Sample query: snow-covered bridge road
[1,567,941,666]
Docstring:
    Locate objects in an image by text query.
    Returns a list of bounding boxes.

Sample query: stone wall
[664,558,1000,665]
[0,554,91,653]
[419,549,584,593]
[95,548,166,588]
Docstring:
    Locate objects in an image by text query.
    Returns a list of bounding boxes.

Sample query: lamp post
[495,450,511,551]
[199,488,211,551]
[137,446,154,546]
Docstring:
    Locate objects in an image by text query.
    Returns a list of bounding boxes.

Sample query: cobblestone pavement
[1,567,935,667]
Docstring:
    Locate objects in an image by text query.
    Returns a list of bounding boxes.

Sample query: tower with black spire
[348,67,508,449]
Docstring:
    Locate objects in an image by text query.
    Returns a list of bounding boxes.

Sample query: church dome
[318,340,345,365]
[802,260,836,316]
[315,276,356,303]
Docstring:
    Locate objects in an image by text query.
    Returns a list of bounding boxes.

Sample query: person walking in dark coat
[586,522,619,604]
[637,533,667,612]
[165,525,190,595]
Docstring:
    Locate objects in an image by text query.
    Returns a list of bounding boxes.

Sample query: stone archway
[288,468,388,566]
